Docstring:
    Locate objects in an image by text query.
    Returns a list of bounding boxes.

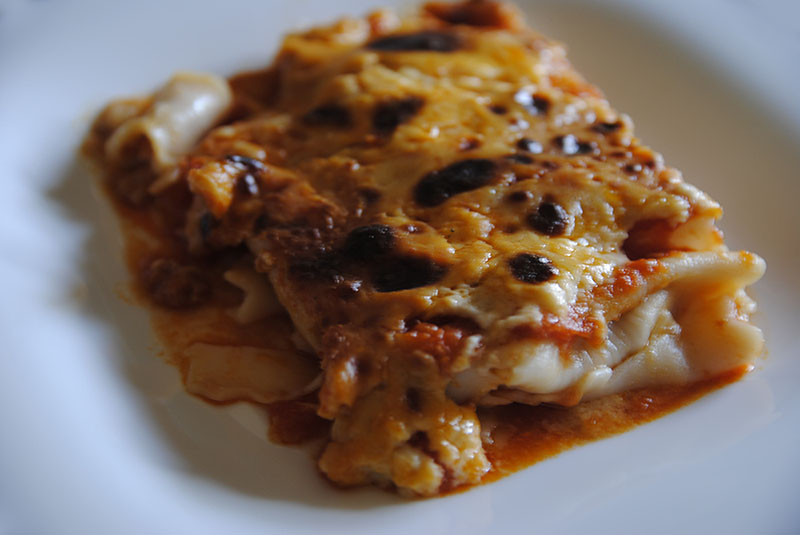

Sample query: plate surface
[1,0,799,533]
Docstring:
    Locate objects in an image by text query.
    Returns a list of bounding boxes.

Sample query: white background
[1,0,799,533]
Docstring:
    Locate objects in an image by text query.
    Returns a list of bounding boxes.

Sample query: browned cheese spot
[371,255,447,292]
[509,253,557,284]
[366,31,462,52]
[373,96,425,136]
[591,121,622,134]
[553,134,596,155]
[414,159,497,206]
[514,90,550,115]
[505,153,534,164]
[527,200,568,236]
[302,104,352,128]
[343,224,396,260]
[516,137,543,154]
[506,190,533,203]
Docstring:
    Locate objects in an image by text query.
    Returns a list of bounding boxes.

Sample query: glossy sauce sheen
[479,369,743,485]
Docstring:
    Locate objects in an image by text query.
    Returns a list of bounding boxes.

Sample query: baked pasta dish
[84,0,765,496]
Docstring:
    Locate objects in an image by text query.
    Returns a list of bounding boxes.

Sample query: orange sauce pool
[94,159,748,492]
[479,369,743,484]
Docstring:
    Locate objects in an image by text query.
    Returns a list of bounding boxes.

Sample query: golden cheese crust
[87,0,765,496]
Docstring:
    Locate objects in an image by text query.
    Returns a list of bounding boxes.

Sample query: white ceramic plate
[2,0,799,533]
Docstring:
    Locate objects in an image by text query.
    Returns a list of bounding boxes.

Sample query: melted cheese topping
[86,1,765,497]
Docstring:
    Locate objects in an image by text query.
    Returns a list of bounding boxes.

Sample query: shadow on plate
[46,0,799,512]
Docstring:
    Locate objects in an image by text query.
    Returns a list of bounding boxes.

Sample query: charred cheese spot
[289,227,444,293]
[540,160,560,170]
[516,137,543,154]
[459,137,482,151]
[358,187,382,205]
[414,158,497,206]
[405,387,423,412]
[624,163,643,174]
[505,154,534,164]
[407,430,430,451]
[554,134,596,155]
[366,31,462,52]
[591,121,623,134]
[343,224,396,260]
[302,104,352,127]
[527,200,568,236]
[289,252,344,283]
[506,190,533,203]
[509,253,557,283]
[372,255,447,292]
[373,96,425,136]
[513,90,550,115]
